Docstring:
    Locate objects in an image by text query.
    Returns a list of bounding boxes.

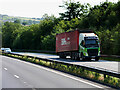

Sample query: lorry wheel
[71,53,75,60]
[74,56,77,60]
[70,52,73,60]
[75,53,79,60]
[71,52,79,60]
[71,52,76,60]
[60,55,65,59]
[59,55,62,58]
[80,53,84,61]
[95,57,99,61]
[59,53,64,58]
[87,58,91,61]
[63,55,66,59]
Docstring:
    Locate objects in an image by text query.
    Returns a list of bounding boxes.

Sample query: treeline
[2,1,120,55]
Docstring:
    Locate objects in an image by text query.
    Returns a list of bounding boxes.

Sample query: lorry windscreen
[85,39,99,47]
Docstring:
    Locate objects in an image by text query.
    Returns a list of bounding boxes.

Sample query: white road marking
[24,82,26,84]
[4,68,8,71]
[4,56,106,88]
[35,65,104,89]
[14,75,19,79]
[32,88,36,90]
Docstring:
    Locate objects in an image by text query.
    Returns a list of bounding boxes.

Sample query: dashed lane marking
[14,75,20,79]
[4,68,8,71]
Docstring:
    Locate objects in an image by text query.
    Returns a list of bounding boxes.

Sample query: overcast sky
[0,0,118,18]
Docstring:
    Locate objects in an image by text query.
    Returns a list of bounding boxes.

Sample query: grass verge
[100,57,120,62]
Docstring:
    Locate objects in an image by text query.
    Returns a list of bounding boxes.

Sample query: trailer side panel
[56,30,79,52]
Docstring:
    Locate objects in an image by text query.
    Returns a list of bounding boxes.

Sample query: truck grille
[87,49,98,56]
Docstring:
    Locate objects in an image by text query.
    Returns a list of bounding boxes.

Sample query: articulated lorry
[56,29,100,61]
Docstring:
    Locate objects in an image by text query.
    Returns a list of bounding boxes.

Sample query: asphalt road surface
[2,55,110,89]
[13,52,119,73]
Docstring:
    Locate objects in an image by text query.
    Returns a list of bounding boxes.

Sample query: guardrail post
[104,74,107,83]
[104,74,106,78]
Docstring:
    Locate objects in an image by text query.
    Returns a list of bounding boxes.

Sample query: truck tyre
[71,52,75,60]
[71,52,77,60]
[80,53,84,61]
[59,53,65,59]
[95,57,99,61]
[87,58,91,61]
[62,55,66,59]
[75,53,79,60]
[58,53,61,58]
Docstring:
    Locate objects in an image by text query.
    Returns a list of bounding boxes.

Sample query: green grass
[100,57,120,62]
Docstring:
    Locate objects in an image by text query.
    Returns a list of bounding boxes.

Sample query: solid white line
[5,56,104,88]
[4,68,7,71]
[14,75,19,79]
[35,64,104,88]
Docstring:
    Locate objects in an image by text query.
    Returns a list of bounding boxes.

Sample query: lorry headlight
[83,52,88,56]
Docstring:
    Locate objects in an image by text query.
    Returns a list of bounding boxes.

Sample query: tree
[22,21,28,25]
[87,2,115,29]
[2,22,21,48]
[59,0,90,20]
[14,19,21,24]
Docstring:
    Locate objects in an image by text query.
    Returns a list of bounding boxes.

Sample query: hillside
[0,14,43,25]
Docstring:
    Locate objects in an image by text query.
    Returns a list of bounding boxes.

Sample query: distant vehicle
[4,48,11,53]
[56,29,100,61]
[1,48,5,53]
[1,48,11,53]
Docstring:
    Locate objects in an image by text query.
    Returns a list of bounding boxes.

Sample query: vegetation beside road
[1,1,120,56]
[2,53,120,89]
[100,57,120,62]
